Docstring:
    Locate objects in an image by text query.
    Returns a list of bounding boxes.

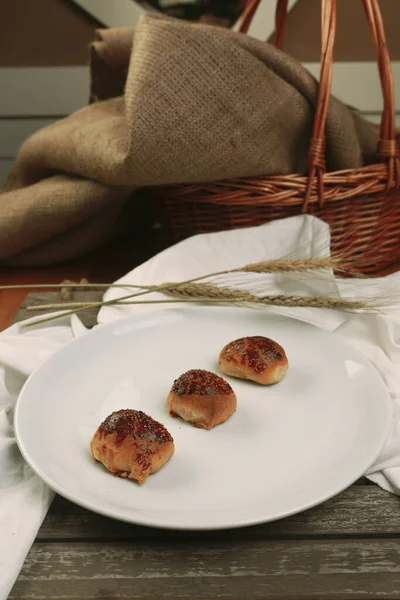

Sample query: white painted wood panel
[0,119,56,158]
[0,67,90,117]
[363,113,400,126]
[306,62,400,113]
[0,63,398,118]
[0,61,398,162]
[0,159,14,183]
[233,0,299,39]
[70,0,157,28]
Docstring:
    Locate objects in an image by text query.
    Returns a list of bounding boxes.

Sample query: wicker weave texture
[159,0,400,275]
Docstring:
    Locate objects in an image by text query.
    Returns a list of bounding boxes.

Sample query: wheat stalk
[0,282,151,291]
[257,295,368,310]
[160,283,368,310]
[164,283,371,311]
[238,257,337,274]
[15,252,378,329]
[26,284,254,311]
[102,294,370,312]
[46,296,367,310]
[8,254,347,315]
[23,279,376,328]
[16,257,334,321]
[120,286,371,311]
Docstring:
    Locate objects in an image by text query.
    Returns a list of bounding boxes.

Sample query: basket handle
[240,0,400,209]
[361,0,400,189]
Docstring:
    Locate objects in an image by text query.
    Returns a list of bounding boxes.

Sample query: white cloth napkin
[0,316,83,600]
[1,214,400,599]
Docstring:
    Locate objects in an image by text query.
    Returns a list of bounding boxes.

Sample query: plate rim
[14,306,393,530]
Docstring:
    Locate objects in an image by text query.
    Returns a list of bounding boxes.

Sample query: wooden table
[7,291,400,599]
[0,227,173,332]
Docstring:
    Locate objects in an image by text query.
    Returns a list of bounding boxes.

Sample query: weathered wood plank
[10,539,400,599]
[10,290,398,600]
[13,290,103,328]
[39,486,400,541]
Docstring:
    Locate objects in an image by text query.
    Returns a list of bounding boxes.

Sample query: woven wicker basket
[156,0,400,275]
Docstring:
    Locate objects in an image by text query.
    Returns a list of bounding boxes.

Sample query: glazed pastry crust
[167,369,237,429]
[219,336,288,385]
[91,409,174,484]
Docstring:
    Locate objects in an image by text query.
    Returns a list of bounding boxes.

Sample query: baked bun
[91,409,174,484]
[167,369,237,430]
[219,336,288,385]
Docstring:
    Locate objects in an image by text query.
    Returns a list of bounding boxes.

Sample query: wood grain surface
[38,487,400,541]
[11,540,400,599]
[8,290,400,600]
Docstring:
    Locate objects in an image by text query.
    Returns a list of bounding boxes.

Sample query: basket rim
[155,160,400,208]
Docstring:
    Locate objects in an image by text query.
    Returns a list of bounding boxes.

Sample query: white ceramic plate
[15,307,391,530]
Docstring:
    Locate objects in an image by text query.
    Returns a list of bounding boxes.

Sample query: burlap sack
[0,14,378,266]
